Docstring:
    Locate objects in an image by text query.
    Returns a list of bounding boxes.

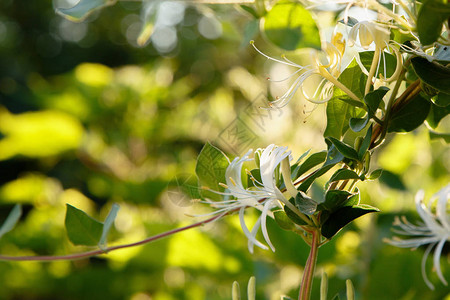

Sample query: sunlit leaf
[325,137,359,161]
[417,0,450,45]
[65,204,103,246]
[262,0,320,50]
[274,210,296,230]
[325,60,366,138]
[195,142,230,201]
[0,205,22,240]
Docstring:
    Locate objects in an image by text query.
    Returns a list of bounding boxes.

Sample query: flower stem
[365,48,380,95]
[299,229,320,300]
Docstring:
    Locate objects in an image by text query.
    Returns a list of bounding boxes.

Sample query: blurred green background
[0,0,449,299]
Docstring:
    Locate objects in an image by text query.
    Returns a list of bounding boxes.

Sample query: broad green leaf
[359,51,397,79]
[325,60,366,138]
[195,142,230,201]
[427,102,450,129]
[367,168,383,180]
[56,0,117,22]
[274,210,296,230]
[358,125,373,159]
[328,169,361,184]
[412,57,450,94]
[98,203,120,249]
[0,204,22,240]
[388,93,431,132]
[318,190,353,212]
[379,170,406,190]
[262,0,320,50]
[417,0,450,45]
[292,151,327,179]
[293,193,317,215]
[321,204,379,239]
[326,137,359,160]
[65,204,103,246]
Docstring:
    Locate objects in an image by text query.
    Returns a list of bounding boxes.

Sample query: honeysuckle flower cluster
[201,144,299,253]
[385,185,450,290]
[251,31,362,108]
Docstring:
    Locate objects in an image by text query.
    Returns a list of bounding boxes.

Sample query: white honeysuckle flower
[251,32,360,107]
[385,185,450,290]
[201,144,292,253]
[348,20,390,50]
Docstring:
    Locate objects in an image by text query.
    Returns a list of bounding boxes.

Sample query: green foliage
[417,0,450,45]
[274,210,296,231]
[195,142,230,201]
[262,0,320,50]
[412,57,450,94]
[65,204,103,246]
[387,94,431,132]
[325,60,366,138]
[321,204,379,239]
[325,138,359,161]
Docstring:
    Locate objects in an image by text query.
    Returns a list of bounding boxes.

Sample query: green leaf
[56,0,117,22]
[292,151,327,179]
[379,170,406,190]
[367,168,383,180]
[326,137,359,160]
[433,92,450,107]
[412,57,450,94]
[388,93,431,132]
[328,169,361,184]
[325,60,366,138]
[427,102,450,129]
[262,0,320,51]
[364,87,389,118]
[321,204,379,239]
[98,203,120,249]
[324,142,344,166]
[0,204,22,240]
[65,204,103,246]
[274,210,296,230]
[284,198,309,226]
[359,51,398,79]
[417,0,450,45]
[195,142,230,201]
[318,190,353,212]
[349,117,368,132]
[358,125,373,159]
[293,193,317,215]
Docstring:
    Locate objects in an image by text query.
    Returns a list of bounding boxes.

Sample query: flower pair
[201,144,294,253]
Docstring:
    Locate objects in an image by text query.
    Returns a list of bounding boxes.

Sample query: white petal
[421,243,436,290]
[433,237,449,286]
[239,207,267,252]
[260,200,276,252]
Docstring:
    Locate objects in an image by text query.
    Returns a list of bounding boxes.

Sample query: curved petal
[433,236,449,286]
[260,200,276,252]
[421,243,436,290]
[239,207,268,252]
